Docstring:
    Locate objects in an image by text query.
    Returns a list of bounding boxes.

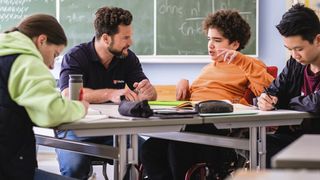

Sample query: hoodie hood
[0,31,43,61]
[1,31,86,128]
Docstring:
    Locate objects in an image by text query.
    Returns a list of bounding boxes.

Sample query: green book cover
[148,101,197,108]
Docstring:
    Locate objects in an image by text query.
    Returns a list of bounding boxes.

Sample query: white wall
[258,0,287,70]
[51,0,287,85]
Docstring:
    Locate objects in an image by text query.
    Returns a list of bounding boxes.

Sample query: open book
[148,101,198,109]
[149,100,257,111]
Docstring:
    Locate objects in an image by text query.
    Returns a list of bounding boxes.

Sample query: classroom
[1,0,320,179]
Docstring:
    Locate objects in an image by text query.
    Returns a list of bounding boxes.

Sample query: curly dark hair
[94,6,132,39]
[202,9,251,51]
[276,3,320,43]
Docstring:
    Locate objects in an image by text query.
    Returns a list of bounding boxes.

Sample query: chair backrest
[243,66,278,105]
[154,85,176,101]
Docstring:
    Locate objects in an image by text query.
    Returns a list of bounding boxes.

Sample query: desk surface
[204,109,312,129]
[58,104,312,131]
[272,134,320,169]
[53,104,313,139]
[58,104,203,130]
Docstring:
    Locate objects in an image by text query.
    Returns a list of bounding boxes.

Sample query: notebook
[152,108,198,119]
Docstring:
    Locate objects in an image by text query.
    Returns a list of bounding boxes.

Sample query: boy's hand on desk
[257,93,278,111]
[176,79,190,100]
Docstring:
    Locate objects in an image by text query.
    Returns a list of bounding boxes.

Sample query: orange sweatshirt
[190,53,274,105]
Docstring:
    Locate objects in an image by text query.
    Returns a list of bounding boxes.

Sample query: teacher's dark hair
[203,9,251,51]
[276,3,320,43]
[94,6,133,39]
[5,14,67,46]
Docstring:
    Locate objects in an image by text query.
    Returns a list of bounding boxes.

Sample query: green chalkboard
[60,0,154,55]
[157,0,257,55]
[215,0,257,55]
[0,0,56,33]
[0,0,257,57]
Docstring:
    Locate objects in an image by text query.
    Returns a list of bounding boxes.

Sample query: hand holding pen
[264,87,277,110]
[257,87,278,111]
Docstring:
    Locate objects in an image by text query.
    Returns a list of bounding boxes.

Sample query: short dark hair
[94,6,133,39]
[276,3,320,43]
[6,14,67,46]
[202,9,251,51]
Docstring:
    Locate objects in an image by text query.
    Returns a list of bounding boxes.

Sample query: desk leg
[114,135,127,180]
[258,127,266,169]
[249,127,257,169]
[128,134,139,180]
[113,135,118,180]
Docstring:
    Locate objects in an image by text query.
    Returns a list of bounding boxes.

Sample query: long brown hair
[5,14,67,46]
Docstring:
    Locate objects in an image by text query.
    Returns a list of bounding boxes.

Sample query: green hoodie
[0,31,85,127]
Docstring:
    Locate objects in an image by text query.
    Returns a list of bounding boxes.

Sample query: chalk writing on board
[158,1,183,16]
[0,0,256,56]
[157,0,257,55]
[0,0,55,32]
[0,2,29,22]
[157,0,211,55]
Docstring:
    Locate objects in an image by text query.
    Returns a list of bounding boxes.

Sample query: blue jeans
[55,130,144,180]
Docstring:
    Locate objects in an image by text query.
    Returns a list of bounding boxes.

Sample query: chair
[243,66,278,105]
[88,155,144,180]
[184,163,207,180]
[88,158,110,180]
[154,85,176,101]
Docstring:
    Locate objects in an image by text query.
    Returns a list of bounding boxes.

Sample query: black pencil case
[118,96,153,118]
[195,100,233,113]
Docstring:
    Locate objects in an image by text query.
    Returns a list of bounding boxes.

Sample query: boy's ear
[315,34,320,47]
[230,40,240,50]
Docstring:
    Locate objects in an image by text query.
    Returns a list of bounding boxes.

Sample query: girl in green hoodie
[0,14,89,180]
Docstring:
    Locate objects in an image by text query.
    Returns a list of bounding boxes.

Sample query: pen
[264,87,277,110]
[108,115,133,120]
[263,87,272,99]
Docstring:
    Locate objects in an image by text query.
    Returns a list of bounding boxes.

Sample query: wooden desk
[272,134,320,169]
[34,105,312,179]
[228,169,320,180]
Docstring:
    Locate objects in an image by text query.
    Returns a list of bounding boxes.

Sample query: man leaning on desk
[258,3,320,168]
[56,6,157,179]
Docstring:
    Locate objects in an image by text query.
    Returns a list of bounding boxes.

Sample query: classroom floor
[37,149,113,180]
